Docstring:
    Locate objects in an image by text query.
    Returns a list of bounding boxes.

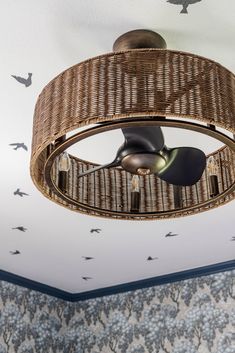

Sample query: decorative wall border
[0,260,234,302]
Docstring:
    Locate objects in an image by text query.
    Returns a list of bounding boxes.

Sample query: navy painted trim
[1,259,235,302]
[0,269,72,301]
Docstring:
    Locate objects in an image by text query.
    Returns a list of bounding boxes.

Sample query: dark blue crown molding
[0,259,235,302]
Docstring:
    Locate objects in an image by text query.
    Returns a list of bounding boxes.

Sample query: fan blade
[78,126,164,178]
[158,147,206,186]
[121,126,164,153]
[78,161,119,178]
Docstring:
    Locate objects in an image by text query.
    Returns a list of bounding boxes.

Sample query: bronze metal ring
[42,118,235,220]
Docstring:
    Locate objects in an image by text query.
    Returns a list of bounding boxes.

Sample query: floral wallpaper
[0,270,234,353]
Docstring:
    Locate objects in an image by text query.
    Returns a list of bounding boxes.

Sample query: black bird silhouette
[10,250,21,255]
[147,256,158,261]
[11,73,32,87]
[82,277,92,281]
[231,236,235,241]
[14,188,29,197]
[165,232,179,237]
[167,0,201,14]
[9,143,28,151]
[90,228,101,234]
[82,256,94,260]
[12,226,27,232]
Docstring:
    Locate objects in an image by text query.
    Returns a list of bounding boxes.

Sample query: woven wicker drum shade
[30,42,235,219]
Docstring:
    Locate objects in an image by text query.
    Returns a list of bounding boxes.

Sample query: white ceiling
[0,0,234,293]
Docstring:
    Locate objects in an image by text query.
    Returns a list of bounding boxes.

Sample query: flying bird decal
[11,73,32,87]
[9,143,28,151]
[10,250,21,255]
[90,228,102,234]
[147,256,158,261]
[167,0,202,14]
[14,188,29,197]
[12,226,27,232]
[82,277,92,281]
[165,232,179,237]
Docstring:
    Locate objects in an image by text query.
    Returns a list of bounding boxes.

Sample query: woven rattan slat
[30,48,235,220]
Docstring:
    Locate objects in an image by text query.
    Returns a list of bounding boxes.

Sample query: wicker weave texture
[31,49,235,157]
[30,49,235,219]
[46,145,234,219]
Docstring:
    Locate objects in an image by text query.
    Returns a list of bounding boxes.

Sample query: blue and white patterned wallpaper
[0,270,234,353]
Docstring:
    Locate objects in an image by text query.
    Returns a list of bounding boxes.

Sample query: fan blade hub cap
[121,153,166,175]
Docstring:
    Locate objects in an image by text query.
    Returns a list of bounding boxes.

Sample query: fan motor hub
[121,153,166,175]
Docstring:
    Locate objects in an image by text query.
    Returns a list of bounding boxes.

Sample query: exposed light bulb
[57,152,70,192]
[131,175,140,192]
[207,156,219,197]
[58,152,71,172]
[131,175,140,212]
[207,156,219,176]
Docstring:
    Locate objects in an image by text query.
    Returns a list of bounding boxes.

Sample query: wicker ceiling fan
[30,29,235,220]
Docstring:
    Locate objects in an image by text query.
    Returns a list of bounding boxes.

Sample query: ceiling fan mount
[113,29,167,51]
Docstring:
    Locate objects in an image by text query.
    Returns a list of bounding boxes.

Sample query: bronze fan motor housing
[30,30,235,220]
